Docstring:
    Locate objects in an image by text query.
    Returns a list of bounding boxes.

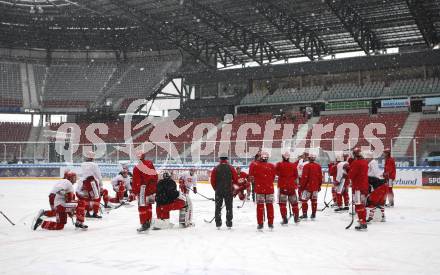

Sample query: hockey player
[365,151,386,222]
[383,148,396,207]
[179,168,197,226]
[297,151,309,198]
[210,154,238,228]
[106,167,132,205]
[299,153,322,219]
[334,155,350,212]
[132,150,158,232]
[328,160,338,206]
[154,172,188,229]
[366,183,388,223]
[249,151,276,230]
[248,152,261,202]
[76,152,104,218]
[348,148,370,231]
[275,152,300,224]
[233,167,250,201]
[33,171,88,230]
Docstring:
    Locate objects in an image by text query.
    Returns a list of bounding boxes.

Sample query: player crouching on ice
[154,172,191,230]
[76,151,105,218]
[107,166,135,206]
[33,171,88,230]
[233,167,250,201]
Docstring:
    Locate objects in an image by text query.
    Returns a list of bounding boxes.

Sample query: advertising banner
[425,97,440,106]
[422,171,440,187]
[381,98,410,108]
[0,167,60,178]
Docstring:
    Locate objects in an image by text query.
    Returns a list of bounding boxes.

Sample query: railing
[1,136,438,166]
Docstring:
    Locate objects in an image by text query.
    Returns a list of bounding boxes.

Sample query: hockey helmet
[64,170,77,184]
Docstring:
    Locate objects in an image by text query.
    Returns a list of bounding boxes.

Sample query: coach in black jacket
[156,172,186,222]
[210,154,238,229]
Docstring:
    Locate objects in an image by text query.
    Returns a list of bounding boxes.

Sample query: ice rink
[1,180,440,275]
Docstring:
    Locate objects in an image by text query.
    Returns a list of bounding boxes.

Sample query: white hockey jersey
[111,174,131,192]
[181,173,197,192]
[368,159,383,179]
[51,179,75,208]
[336,161,348,183]
[297,159,309,178]
[81,161,103,186]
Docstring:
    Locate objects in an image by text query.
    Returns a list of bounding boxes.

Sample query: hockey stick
[345,195,355,230]
[319,199,333,212]
[0,210,15,226]
[189,188,215,201]
[237,199,246,209]
[204,205,225,223]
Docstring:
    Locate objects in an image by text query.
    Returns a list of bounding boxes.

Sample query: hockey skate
[152,219,174,230]
[366,217,373,223]
[299,214,308,219]
[75,222,88,230]
[268,224,274,231]
[335,207,348,212]
[90,213,102,219]
[310,213,316,220]
[280,217,288,226]
[32,209,45,230]
[257,224,264,231]
[137,221,151,233]
[355,223,368,231]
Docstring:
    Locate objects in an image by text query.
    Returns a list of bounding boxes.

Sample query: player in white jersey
[33,171,88,230]
[334,155,350,212]
[178,169,198,226]
[107,167,133,204]
[77,151,105,218]
[365,151,386,222]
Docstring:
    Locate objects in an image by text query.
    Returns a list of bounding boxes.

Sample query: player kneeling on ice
[210,154,239,229]
[33,171,88,230]
[233,167,250,201]
[249,151,276,230]
[133,150,158,232]
[107,167,133,206]
[154,172,190,229]
[299,153,323,220]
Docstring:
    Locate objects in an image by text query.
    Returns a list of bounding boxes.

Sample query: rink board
[0,164,439,189]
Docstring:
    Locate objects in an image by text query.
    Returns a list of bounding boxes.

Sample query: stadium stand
[0,122,32,161]
[324,82,385,100]
[408,116,440,158]
[384,78,439,97]
[0,62,22,107]
[40,63,115,108]
[304,112,408,151]
[240,90,268,105]
[263,86,324,104]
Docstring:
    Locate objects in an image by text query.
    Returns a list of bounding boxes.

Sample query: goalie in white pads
[178,169,197,226]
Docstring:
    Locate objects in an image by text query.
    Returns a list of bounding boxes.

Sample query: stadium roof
[0,0,439,68]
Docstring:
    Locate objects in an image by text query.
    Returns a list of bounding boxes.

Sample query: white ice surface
[1,180,440,275]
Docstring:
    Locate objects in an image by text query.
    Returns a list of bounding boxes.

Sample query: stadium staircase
[391,112,421,158]
[291,116,319,148]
